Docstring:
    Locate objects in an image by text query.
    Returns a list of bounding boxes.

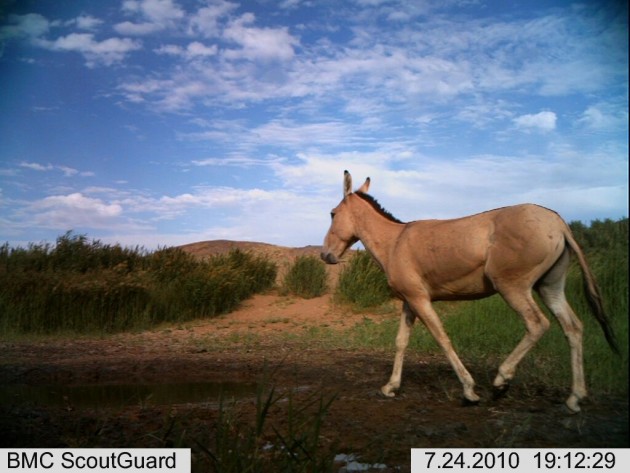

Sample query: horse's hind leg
[382,301,415,397]
[493,288,550,395]
[537,249,586,413]
[538,287,585,412]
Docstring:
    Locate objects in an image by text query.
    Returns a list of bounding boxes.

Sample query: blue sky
[1,0,628,249]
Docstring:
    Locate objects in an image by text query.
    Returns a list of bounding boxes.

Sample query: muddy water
[0,381,258,408]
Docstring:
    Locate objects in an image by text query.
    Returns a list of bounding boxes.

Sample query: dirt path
[1,292,628,471]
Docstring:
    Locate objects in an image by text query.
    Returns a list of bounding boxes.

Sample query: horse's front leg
[411,297,480,404]
[381,301,415,397]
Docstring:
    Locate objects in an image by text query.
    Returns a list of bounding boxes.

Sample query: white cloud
[579,107,607,130]
[154,44,182,55]
[163,187,274,207]
[155,41,218,59]
[0,168,18,177]
[107,186,281,222]
[59,166,78,177]
[137,189,333,248]
[267,141,628,227]
[191,156,284,168]
[114,21,163,35]
[513,111,557,132]
[116,0,185,35]
[250,120,352,148]
[189,41,218,56]
[27,193,123,229]
[6,139,626,248]
[159,80,210,110]
[114,4,625,115]
[223,13,299,62]
[37,193,121,215]
[70,15,103,31]
[20,162,54,172]
[35,33,141,67]
[117,78,173,104]
[179,117,394,153]
[270,149,416,194]
[1,13,138,67]
[577,104,629,132]
[187,41,217,57]
[19,162,95,177]
[9,149,625,247]
[113,23,466,111]
[187,0,238,38]
[455,99,515,128]
[123,0,184,23]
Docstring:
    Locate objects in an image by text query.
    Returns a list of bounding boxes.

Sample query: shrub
[282,255,328,298]
[0,235,277,335]
[335,250,392,309]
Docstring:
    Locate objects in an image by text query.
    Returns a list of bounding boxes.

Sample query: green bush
[335,250,392,309]
[0,234,277,335]
[282,255,328,298]
[146,247,277,322]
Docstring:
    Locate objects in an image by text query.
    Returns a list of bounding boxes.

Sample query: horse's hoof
[462,396,480,407]
[564,395,582,414]
[492,383,510,400]
[380,385,396,398]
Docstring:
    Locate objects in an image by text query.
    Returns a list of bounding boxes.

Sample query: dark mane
[355,192,405,224]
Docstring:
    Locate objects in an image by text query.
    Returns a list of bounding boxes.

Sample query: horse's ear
[343,170,352,197]
[357,177,370,194]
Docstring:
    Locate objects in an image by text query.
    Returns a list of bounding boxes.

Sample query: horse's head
[320,170,370,264]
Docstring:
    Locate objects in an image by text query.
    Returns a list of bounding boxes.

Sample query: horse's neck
[355,210,403,273]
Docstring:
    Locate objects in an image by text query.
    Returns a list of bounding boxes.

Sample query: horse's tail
[564,228,620,355]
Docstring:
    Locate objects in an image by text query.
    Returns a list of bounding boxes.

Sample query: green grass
[335,250,392,309]
[281,255,328,299]
[0,232,277,336]
[194,366,337,473]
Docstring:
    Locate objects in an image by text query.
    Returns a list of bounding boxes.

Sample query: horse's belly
[428,266,496,301]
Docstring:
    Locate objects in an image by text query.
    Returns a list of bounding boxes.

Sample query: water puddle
[0,381,258,408]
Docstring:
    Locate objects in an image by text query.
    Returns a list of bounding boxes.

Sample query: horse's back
[392,204,568,298]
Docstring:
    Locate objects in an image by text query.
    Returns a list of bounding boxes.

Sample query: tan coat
[321,171,617,413]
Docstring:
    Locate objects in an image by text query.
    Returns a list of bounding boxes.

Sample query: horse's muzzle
[320,251,339,265]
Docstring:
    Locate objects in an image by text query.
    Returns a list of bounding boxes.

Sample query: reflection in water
[0,381,258,408]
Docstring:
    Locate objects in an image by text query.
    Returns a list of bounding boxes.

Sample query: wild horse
[321,171,618,412]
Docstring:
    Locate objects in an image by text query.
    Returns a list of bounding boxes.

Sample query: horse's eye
[330,212,335,220]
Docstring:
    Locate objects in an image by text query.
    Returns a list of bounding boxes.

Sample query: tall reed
[335,250,392,309]
[0,232,277,335]
[281,255,328,298]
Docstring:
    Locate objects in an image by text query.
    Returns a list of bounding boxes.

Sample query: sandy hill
[178,240,348,285]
